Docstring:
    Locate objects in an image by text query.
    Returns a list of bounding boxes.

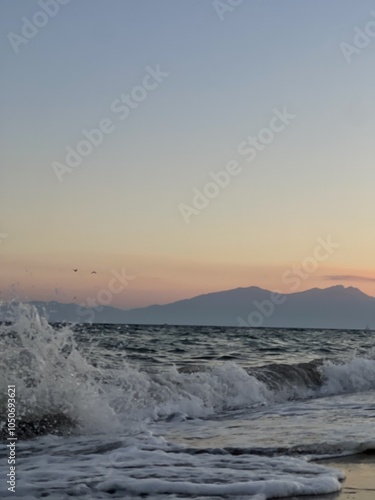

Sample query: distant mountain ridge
[1,285,374,329]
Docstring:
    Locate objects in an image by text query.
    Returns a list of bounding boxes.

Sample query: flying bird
[91,271,97,274]
[73,269,78,272]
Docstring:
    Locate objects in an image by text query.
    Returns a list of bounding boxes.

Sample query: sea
[1,303,375,499]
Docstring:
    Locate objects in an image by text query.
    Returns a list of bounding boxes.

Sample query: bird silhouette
[91,271,97,274]
[73,269,78,272]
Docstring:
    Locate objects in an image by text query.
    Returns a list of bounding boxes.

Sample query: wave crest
[1,303,375,439]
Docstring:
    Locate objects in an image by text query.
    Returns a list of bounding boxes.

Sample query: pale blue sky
[1,0,375,306]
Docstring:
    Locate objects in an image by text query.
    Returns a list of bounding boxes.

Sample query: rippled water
[1,305,375,499]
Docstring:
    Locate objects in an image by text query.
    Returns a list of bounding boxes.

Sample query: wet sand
[306,454,375,500]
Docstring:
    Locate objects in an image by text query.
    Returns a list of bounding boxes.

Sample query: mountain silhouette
[1,285,374,329]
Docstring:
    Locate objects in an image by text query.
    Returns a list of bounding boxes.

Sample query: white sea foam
[0,303,121,434]
[320,356,375,395]
[2,303,375,433]
[1,304,374,499]
[5,437,344,499]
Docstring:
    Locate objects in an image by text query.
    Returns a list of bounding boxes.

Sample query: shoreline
[308,454,375,500]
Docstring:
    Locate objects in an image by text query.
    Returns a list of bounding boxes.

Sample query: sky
[1,0,375,309]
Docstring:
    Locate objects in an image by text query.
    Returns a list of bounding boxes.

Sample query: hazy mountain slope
[1,286,373,328]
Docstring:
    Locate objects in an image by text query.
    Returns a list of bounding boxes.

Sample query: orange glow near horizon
[1,240,375,308]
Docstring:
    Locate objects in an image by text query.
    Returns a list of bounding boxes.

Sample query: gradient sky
[1,0,375,308]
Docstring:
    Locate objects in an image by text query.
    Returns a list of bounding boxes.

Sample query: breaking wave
[1,303,375,440]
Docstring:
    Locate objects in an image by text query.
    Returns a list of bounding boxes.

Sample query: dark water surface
[1,306,375,498]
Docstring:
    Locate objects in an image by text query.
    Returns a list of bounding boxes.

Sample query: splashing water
[1,303,375,498]
[0,302,121,436]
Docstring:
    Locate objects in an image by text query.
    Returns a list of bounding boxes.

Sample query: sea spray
[0,303,122,437]
[2,306,375,498]
[1,303,375,439]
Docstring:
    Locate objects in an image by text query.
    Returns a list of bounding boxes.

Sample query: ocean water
[1,304,375,499]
